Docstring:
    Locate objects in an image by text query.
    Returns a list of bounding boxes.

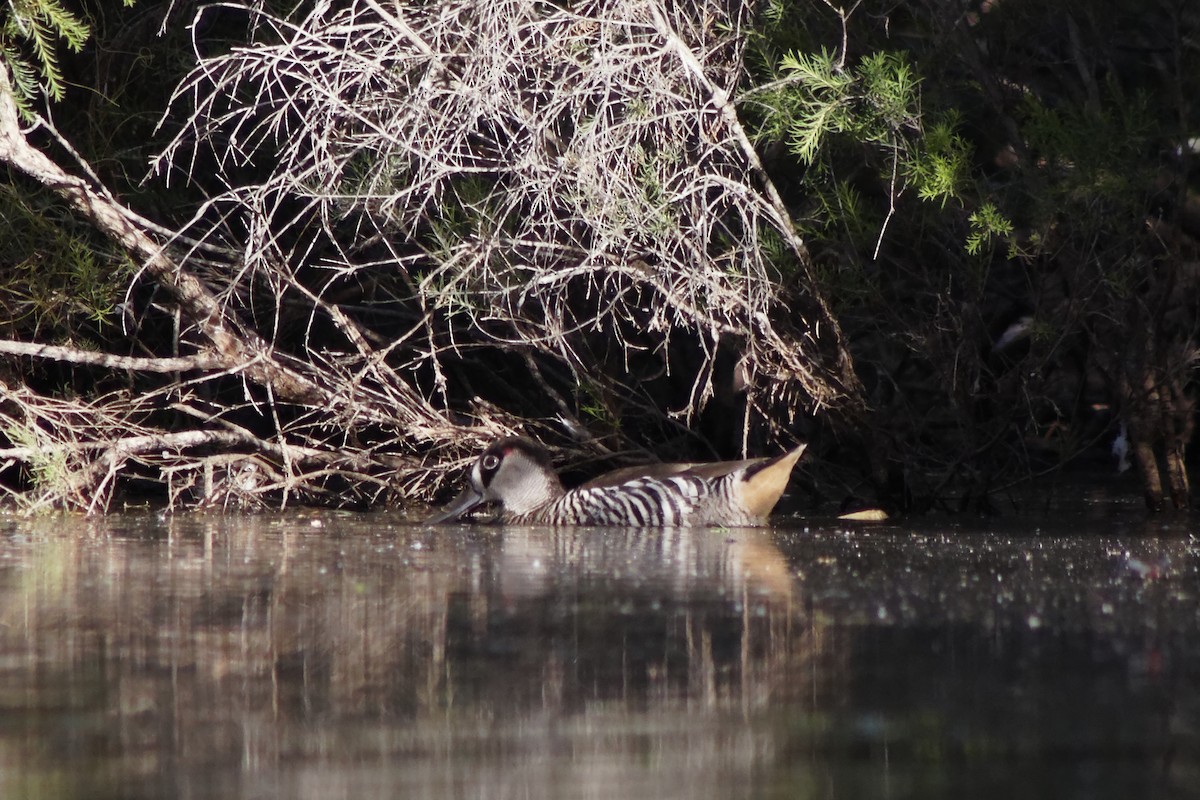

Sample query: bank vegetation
[0,0,1195,513]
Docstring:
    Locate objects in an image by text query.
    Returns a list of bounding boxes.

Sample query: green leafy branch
[776,48,922,164]
[966,203,1014,257]
[2,0,93,117]
[752,43,990,252]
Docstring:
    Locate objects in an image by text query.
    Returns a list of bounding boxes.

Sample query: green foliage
[742,0,1200,506]
[757,226,794,277]
[776,48,853,162]
[858,51,919,133]
[575,379,620,433]
[965,203,1013,257]
[1017,87,1158,233]
[758,0,789,30]
[772,46,976,215]
[0,185,132,338]
[1,0,97,116]
[632,143,681,239]
[747,37,980,272]
[906,113,971,207]
[774,49,920,163]
[421,176,504,254]
[4,420,72,502]
[1019,85,1153,175]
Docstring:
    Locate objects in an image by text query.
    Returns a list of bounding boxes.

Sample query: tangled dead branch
[154,0,862,431]
[0,0,863,511]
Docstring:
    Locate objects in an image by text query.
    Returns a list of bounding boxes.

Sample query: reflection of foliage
[0,517,826,791]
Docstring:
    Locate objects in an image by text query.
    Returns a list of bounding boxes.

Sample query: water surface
[0,503,1196,799]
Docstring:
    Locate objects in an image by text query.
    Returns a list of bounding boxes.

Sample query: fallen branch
[0,66,328,408]
[0,340,226,372]
[0,428,248,462]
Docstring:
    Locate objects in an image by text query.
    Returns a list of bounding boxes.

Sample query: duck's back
[508,465,787,527]
[508,474,708,526]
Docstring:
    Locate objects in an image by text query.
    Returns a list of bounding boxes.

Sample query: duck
[427,436,807,526]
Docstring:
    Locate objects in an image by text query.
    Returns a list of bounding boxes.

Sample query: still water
[0,501,1196,800]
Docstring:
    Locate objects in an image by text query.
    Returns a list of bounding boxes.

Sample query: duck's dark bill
[426,485,486,524]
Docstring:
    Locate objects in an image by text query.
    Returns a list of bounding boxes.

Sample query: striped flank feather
[428,437,806,527]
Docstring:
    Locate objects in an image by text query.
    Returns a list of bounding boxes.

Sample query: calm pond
[0,497,1197,800]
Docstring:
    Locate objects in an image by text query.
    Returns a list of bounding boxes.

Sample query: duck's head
[427,437,565,523]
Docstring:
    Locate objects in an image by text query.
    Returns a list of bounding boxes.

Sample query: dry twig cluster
[157,0,860,436]
[0,0,860,511]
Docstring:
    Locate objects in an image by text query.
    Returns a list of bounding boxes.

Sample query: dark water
[0,501,1197,799]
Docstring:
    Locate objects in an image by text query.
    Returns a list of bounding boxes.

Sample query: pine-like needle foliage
[1,0,94,117]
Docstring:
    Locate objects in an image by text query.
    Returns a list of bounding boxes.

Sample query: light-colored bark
[0,66,326,406]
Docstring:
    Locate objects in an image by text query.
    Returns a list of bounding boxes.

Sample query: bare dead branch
[0,340,226,372]
[0,66,328,408]
[152,0,862,460]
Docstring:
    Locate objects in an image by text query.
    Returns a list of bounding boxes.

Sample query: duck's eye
[480,454,501,471]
